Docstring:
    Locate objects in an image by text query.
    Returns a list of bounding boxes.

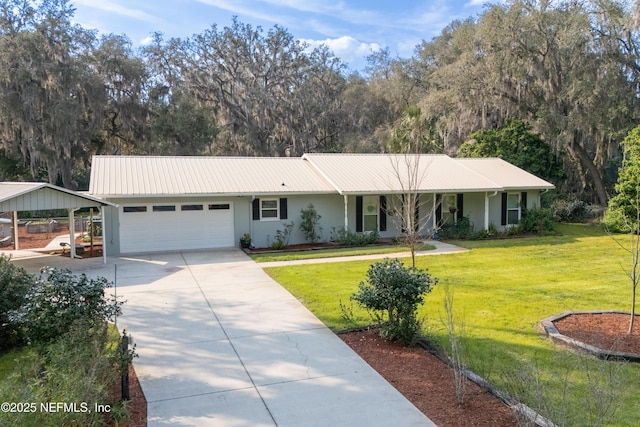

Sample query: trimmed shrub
[520,208,557,235]
[11,268,121,344]
[330,227,379,246]
[439,216,474,239]
[0,256,35,350]
[351,258,437,345]
[299,204,322,243]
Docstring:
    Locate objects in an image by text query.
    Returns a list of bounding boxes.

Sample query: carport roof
[0,182,115,211]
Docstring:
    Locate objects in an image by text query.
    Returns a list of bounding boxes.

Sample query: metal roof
[0,182,116,211]
[89,154,555,198]
[89,156,336,197]
[455,158,555,190]
[302,153,506,194]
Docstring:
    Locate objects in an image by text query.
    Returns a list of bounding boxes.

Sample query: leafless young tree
[609,190,640,334]
[387,107,441,268]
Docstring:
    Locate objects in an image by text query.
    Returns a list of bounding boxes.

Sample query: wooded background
[2,0,640,206]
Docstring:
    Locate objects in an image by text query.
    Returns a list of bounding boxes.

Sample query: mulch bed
[109,364,147,427]
[553,312,640,355]
[341,313,640,426]
[340,329,519,426]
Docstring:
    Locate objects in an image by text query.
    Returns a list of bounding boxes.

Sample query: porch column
[68,208,77,259]
[433,194,437,229]
[100,206,107,264]
[484,192,490,230]
[343,195,348,230]
[12,211,19,250]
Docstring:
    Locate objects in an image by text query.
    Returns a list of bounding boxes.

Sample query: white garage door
[119,202,235,254]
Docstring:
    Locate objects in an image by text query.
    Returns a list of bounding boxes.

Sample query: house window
[261,199,279,220]
[507,193,520,225]
[181,204,203,211]
[153,205,176,212]
[362,196,378,232]
[209,204,230,210]
[444,194,457,213]
[123,206,147,213]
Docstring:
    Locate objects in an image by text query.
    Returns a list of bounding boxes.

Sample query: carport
[0,182,116,263]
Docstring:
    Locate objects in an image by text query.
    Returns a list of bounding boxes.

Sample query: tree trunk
[630,283,636,335]
[567,140,608,207]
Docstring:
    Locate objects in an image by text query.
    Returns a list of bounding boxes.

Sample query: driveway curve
[14,249,434,426]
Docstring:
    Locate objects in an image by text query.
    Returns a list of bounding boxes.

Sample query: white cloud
[195,0,291,26]
[301,35,381,66]
[72,0,161,24]
[464,0,506,6]
[140,36,154,46]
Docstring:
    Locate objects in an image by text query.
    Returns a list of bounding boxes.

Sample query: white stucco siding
[524,190,541,210]
[462,193,485,232]
[250,194,344,248]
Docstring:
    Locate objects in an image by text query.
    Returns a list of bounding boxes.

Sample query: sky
[70,0,497,72]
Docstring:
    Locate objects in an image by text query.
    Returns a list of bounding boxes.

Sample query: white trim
[362,195,379,233]
[260,198,280,221]
[506,192,521,225]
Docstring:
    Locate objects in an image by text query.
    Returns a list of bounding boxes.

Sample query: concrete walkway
[259,239,468,268]
[12,250,434,427]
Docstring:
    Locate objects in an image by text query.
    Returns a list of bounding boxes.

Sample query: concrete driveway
[13,250,434,427]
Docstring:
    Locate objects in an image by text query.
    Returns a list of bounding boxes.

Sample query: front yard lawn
[264,224,640,426]
[250,242,435,263]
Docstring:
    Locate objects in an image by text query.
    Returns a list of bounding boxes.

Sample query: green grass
[0,347,30,379]
[250,243,435,262]
[0,323,125,426]
[264,224,640,426]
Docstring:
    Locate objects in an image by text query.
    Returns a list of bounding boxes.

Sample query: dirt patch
[0,226,70,250]
[0,225,104,258]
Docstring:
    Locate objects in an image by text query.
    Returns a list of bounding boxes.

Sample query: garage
[119,201,235,254]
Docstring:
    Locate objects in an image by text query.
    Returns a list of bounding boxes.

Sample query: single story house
[88,153,555,255]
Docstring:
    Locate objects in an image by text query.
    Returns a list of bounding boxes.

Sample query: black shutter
[279,198,288,219]
[379,196,387,232]
[501,192,508,226]
[252,198,260,220]
[520,192,528,217]
[356,196,363,232]
[456,193,464,221]
[435,194,442,225]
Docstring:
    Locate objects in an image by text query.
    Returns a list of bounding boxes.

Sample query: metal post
[121,330,130,401]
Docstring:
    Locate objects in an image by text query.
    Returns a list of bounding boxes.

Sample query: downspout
[484,191,498,230]
[250,196,255,247]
